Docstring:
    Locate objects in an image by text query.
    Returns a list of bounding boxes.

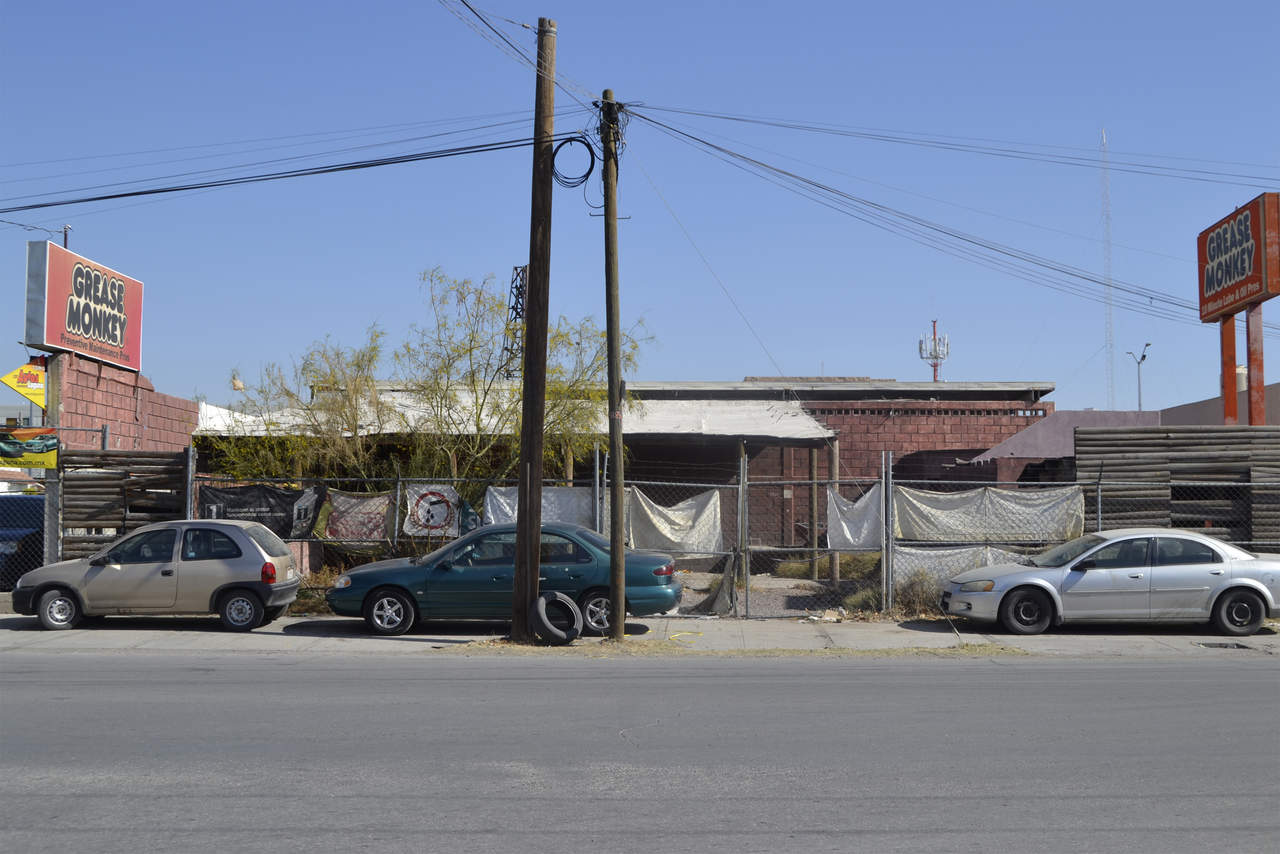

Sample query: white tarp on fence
[826,484,883,550]
[827,483,1084,548]
[894,484,1083,543]
[627,488,724,557]
[402,484,480,538]
[893,545,1031,586]
[482,486,594,529]
[483,485,725,555]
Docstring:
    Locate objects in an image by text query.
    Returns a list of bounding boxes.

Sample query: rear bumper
[627,582,682,617]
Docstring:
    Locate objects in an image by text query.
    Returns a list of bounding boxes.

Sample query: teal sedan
[326,522,683,636]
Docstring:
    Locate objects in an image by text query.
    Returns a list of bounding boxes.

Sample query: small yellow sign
[1,364,46,409]
[0,427,57,469]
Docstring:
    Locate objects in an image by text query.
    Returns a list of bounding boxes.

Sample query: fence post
[100,424,109,450]
[592,443,600,532]
[393,475,402,549]
[882,450,894,612]
[829,440,839,584]
[1095,468,1104,532]
[183,445,195,518]
[809,446,819,581]
[738,440,749,618]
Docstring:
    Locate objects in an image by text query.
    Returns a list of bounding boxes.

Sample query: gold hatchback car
[12,519,299,631]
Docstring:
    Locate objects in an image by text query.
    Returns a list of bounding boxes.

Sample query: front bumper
[325,587,365,618]
[11,586,35,615]
[939,586,1001,622]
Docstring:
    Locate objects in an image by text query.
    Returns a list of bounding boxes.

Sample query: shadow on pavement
[279,618,654,642]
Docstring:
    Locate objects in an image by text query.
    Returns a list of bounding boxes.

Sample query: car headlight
[959,580,995,592]
[332,575,352,589]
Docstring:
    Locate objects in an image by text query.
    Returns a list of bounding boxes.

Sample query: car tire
[1212,588,1265,636]
[579,589,612,636]
[530,591,582,645]
[364,588,415,636]
[999,587,1052,635]
[38,588,81,631]
[218,590,265,632]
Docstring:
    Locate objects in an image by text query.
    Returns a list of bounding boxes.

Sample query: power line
[0,134,588,214]
[638,105,1280,189]
[626,109,1280,337]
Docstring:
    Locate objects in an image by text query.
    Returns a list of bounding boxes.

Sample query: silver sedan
[941,528,1280,635]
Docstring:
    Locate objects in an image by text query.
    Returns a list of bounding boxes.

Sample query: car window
[1087,538,1150,569]
[182,529,243,561]
[244,524,291,557]
[453,532,516,567]
[106,529,177,564]
[539,533,590,564]
[1032,534,1104,567]
[1155,537,1221,566]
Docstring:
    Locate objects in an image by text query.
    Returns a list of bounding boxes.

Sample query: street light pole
[1127,342,1151,411]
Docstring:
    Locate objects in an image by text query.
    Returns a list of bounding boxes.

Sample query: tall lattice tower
[919,319,950,381]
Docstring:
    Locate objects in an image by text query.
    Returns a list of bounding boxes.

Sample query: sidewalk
[2,598,1277,658]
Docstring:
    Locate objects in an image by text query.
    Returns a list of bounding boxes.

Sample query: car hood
[347,558,414,577]
[17,556,89,584]
[949,562,1039,584]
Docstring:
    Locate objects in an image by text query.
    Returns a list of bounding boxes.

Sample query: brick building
[51,353,199,452]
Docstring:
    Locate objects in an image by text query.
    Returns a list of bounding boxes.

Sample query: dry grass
[288,568,344,616]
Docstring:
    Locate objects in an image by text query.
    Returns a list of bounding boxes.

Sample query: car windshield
[1030,534,1106,567]
[412,539,457,565]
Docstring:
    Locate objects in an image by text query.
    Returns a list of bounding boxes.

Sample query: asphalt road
[1,653,1276,853]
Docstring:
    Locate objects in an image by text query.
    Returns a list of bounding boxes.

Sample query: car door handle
[1128,572,1144,579]
[160,569,174,576]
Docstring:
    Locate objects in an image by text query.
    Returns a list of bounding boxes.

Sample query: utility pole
[600,89,626,642]
[512,16,556,642]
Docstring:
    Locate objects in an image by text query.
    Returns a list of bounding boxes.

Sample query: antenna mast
[918,319,950,381]
[1102,129,1115,409]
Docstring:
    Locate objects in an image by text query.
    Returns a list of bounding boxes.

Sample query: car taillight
[261,562,277,584]
[653,563,674,577]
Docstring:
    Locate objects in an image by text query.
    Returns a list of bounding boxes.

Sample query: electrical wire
[626,109,1280,337]
[0,134,590,214]
[639,106,1280,189]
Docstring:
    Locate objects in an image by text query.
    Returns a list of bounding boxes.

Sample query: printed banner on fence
[198,483,325,539]
[0,427,57,470]
[402,484,480,537]
[826,484,883,550]
[894,484,1083,542]
[318,490,392,542]
[627,488,724,556]
[482,486,594,528]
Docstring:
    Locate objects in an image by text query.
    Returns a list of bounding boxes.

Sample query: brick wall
[56,353,198,452]
[802,399,1054,479]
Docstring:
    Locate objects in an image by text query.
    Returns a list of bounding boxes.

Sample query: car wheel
[530,591,582,645]
[38,589,81,631]
[999,587,1052,635]
[218,590,265,632]
[579,589,612,636]
[364,588,415,636]
[1212,588,1265,636]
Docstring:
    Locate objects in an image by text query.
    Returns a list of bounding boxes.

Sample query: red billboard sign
[1198,193,1280,323]
[24,242,144,371]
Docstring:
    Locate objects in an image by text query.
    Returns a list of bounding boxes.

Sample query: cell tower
[918,319,950,381]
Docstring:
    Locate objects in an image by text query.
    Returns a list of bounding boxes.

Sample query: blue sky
[3,0,1278,414]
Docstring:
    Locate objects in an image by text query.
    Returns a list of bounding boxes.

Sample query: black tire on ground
[37,588,81,631]
[261,604,287,625]
[1211,588,1265,636]
[363,588,416,636]
[998,587,1053,635]
[579,589,612,636]
[218,590,265,632]
[530,591,582,645]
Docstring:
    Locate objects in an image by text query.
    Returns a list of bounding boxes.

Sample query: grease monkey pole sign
[1197,193,1280,425]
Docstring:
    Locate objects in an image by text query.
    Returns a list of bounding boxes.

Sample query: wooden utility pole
[601,89,626,642]
[512,17,556,642]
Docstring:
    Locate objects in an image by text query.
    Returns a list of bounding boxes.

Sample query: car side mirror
[89,555,108,566]
[437,559,453,571]
[1072,559,1095,571]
